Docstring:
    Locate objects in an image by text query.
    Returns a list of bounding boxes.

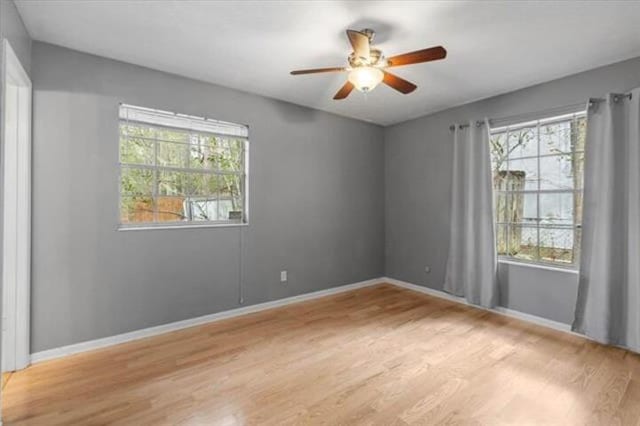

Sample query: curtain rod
[448,92,633,131]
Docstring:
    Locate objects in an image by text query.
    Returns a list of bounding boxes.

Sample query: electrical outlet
[424,266,431,273]
[280,270,287,283]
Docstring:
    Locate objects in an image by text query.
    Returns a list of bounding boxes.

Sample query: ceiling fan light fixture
[348,66,384,93]
[290,28,446,100]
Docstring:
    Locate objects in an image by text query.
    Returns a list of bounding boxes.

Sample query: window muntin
[490,112,586,267]
[118,104,248,228]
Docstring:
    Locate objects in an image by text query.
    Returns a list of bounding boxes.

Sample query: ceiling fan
[290,28,446,100]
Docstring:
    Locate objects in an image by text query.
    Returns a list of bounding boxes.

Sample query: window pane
[232,177,245,220]
[496,224,508,256]
[511,193,538,225]
[539,192,574,226]
[158,170,189,196]
[157,141,188,168]
[120,196,154,223]
[574,190,583,226]
[155,127,190,144]
[509,226,538,261]
[573,151,585,190]
[190,173,219,196]
[120,137,154,165]
[188,136,217,170]
[539,154,574,190]
[494,191,509,224]
[187,198,219,221]
[493,170,517,192]
[188,145,216,170]
[220,174,243,220]
[121,167,153,195]
[506,157,538,190]
[218,138,244,173]
[497,192,538,225]
[574,116,587,152]
[508,127,537,158]
[155,196,186,223]
[183,198,239,222]
[218,199,236,221]
[539,227,575,264]
[120,123,155,139]
[540,121,572,155]
[490,132,508,173]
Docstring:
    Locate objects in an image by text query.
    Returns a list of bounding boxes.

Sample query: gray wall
[25,36,640,351]
[30,42,384,352]
[0,0,32,75]
[385,55,640,325]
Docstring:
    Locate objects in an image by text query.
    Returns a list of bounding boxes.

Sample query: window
[119,104,248,228]
[490,111,586,267]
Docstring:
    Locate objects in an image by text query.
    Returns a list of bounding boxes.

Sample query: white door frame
[1,39,32,371]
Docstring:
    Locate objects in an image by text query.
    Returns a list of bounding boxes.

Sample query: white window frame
[117,104,249,230]
[490,111,586,269]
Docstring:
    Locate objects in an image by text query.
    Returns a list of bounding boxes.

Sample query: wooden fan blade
[387,46,447,68]
[290,67,346,75]
[382,71,417,94]
[346,29,370,61]
[333,81,355,100]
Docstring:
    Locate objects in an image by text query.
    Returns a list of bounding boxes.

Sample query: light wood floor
[2,372,13,390]
[3,284,640,425]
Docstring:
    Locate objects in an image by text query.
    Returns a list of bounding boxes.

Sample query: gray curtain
[573,90,640,351]
[444,120,497,308]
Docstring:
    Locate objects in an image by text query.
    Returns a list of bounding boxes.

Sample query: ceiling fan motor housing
[361,28,375,42]
[349,48,385,68]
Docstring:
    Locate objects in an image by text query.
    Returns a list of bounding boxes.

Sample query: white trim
[383,277,572,333]
[30,278,384,363]
[490,107,587,133]
[498,259,579,274]
[385,278,640,354]
[117,222,249,232]
[2,40,32,372]
[494,305,572,333]
[30,275,629,365]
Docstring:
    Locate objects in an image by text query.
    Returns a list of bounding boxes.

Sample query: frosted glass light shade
[348,67,384,93]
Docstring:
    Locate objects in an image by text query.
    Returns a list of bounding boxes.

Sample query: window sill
[498,259,579,274]
[117,222,249,232]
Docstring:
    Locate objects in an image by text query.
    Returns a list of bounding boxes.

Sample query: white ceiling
[15,1,640,126]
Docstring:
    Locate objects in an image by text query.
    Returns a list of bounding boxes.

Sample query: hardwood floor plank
[3,284,640,425]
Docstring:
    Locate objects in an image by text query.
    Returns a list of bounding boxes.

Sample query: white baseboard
[30,277,384,363]
[383,277,573,334]
[31,276,586,365]
[386,277,640,352]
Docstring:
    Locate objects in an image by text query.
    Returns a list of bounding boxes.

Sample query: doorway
[2,39,32,373]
